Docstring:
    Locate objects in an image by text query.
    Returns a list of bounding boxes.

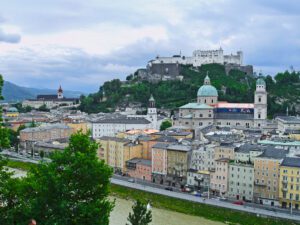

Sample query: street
[111,177,300,222]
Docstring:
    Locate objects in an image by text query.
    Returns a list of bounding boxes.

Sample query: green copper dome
[256,78,266,86]
[197,85,218,97]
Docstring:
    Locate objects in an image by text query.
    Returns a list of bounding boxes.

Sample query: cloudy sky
[0,0,299,92]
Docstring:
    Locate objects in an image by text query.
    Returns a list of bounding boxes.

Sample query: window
[199,114,203,117]
[258,97,261,102]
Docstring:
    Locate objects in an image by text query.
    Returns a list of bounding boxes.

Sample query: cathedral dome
[197,85,218,97]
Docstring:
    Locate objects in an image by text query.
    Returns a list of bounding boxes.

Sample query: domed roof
[197,85,218,97]
[256,78,266,86]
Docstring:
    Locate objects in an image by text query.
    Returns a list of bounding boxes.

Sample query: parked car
[233,200,244,205]
[220,196,227,201]
[127,178,135,183]
[201,192,208,197]
[193,191,201,197]
[165,187,173,191]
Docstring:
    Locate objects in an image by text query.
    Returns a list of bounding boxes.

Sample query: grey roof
[236,143,265,153]
[98,136,130,143]
[276,116,300,124]
[257,147,288,159]
[137,135,153,141]
[21,124,71,133]
[215,112,253,120]
[155,136,178,143]
[94,115,151,124]
[281,157,300,168]
[126,157,152,166]
[167,144,191,152]
[152,142,169,149]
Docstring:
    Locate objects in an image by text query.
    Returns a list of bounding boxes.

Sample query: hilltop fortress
[137,48,253,82]
[151,47,243,67]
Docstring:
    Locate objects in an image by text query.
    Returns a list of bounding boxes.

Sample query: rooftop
[167,144,191,152]
[180,103,213,109]
[276,116,300,124]
[93,115,151,124]
[98,136,130,143]
[126,157,152,166]
[257,147,287,159]
[21,124,71,133]
[281,157,300,168]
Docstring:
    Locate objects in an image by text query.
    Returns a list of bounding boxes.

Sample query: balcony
[282,180,288,184]
[254,182,266,187]
[282,187,288,192]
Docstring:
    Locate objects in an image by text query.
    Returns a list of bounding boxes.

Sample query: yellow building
[5,107,19,118]
[253,148,287,206]
[279,157,300,210]
[214,143,235,160]
[97,136,143,174]
[67,122,88,134]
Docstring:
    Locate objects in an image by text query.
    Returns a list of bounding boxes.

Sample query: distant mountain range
[2,81,85,102]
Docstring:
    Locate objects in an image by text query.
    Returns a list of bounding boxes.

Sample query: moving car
[127,178,135,183]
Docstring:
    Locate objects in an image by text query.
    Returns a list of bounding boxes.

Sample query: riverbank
[111,184,298,225]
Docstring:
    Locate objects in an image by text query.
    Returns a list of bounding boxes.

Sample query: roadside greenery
[111,185,298,225]
[79,64,300,117]
[0,75,10,150]
[0,132,114,225]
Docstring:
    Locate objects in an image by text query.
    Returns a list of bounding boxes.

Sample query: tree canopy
[0,131,115,225]
[79,64,300,117]
[127,200,152,225]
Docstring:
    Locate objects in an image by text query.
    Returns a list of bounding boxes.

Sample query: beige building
[97,136,143,174]
[210,158,230,196]
[20,124,72,142]
[214,143,235,161]
[166,144,191,188]
[253,147,287,206]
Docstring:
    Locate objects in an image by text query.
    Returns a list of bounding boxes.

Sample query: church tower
[57,85,63,99]
[254,78,267,127]
[147,94,158,129]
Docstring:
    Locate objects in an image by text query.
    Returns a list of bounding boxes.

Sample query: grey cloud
[0,29,21,43]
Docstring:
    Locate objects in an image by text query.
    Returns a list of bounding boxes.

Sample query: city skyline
[0,0,300,92]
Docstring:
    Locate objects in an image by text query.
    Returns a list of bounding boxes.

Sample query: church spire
[204,71,211,85]
[149,94,155,108]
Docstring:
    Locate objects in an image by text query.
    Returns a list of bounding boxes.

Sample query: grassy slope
[111,184,299,225]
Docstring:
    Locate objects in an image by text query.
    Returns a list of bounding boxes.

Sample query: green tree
[127,200,152,225]
[21,131,114,225]
[0,75,10,149]
[38,104,49,112]
[160,120,172,131]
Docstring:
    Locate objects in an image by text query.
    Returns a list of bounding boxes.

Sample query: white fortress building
[150,47,243,67]
[175,76,267,129]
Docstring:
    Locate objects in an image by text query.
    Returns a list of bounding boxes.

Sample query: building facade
[279,157,300,210]
[228,163,254,201]
[175,76,267,130]
[22,86,79,109]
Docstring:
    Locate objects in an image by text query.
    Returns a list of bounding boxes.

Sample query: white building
[92,95,163,138]
[276,116,300,133]
[151,48,243,67]
[22,86,79,109]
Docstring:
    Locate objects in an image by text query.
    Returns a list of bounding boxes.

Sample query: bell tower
[254,78,267,128]
[57,85,63,99]
[147,94,158,129]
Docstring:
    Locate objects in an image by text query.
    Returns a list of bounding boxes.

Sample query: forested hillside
[79,64,300,118]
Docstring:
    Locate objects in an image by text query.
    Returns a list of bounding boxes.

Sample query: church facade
[22,86,79,109]
[175,76,267,129]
